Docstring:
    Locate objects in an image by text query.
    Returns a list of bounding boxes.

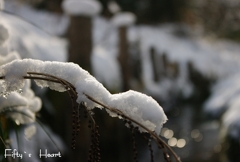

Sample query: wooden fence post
[112,12,136,91]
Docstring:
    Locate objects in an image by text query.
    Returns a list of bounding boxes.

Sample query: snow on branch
[0,59,167,135]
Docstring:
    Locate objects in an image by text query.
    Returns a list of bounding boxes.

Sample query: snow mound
[62,0,102,16]
[111,12,136,27]
[204,74,240,118]
[110,90,167,134]
[0,59,167,134]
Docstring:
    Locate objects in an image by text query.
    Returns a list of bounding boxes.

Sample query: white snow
[4,0,70,36]
[204,73,240,139]
[204,74,240,117]
[111,12,136,27]
[109,90,167,134]
[222,96,240,139]
[0,59,167,134]
[62,0,102,16]
[92,45,121,90]
[0,80,42,124]
[0,20,42,125]
[0,12,67,62]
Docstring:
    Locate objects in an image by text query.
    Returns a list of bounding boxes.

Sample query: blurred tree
[190,0,240,40]
[99,0,188,23]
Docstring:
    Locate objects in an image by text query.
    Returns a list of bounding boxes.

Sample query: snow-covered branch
[0,58,167,134]
[0,58,182,161]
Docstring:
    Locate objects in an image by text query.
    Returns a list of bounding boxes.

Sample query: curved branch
[0,72,181,162]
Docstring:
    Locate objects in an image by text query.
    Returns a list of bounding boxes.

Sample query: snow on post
[62,0,102,17]
[111,12,136,27]
[0,59,167,134]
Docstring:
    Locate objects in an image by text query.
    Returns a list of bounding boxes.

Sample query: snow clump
[0,59,167,134]
[0,79,42,124]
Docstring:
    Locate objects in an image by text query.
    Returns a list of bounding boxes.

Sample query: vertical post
[112,12,136,91]
[150,47,159,82]
[67,16,92,73]
[118,26,130,91]
[63,0,102,73]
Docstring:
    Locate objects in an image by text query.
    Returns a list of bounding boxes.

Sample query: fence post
[150,47,160,82]
[63,0,102,73]
[111,12,136,91]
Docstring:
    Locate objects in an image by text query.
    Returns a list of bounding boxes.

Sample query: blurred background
[2,0,240,161]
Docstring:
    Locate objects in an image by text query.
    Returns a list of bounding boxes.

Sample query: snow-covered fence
[0,59,181,162]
